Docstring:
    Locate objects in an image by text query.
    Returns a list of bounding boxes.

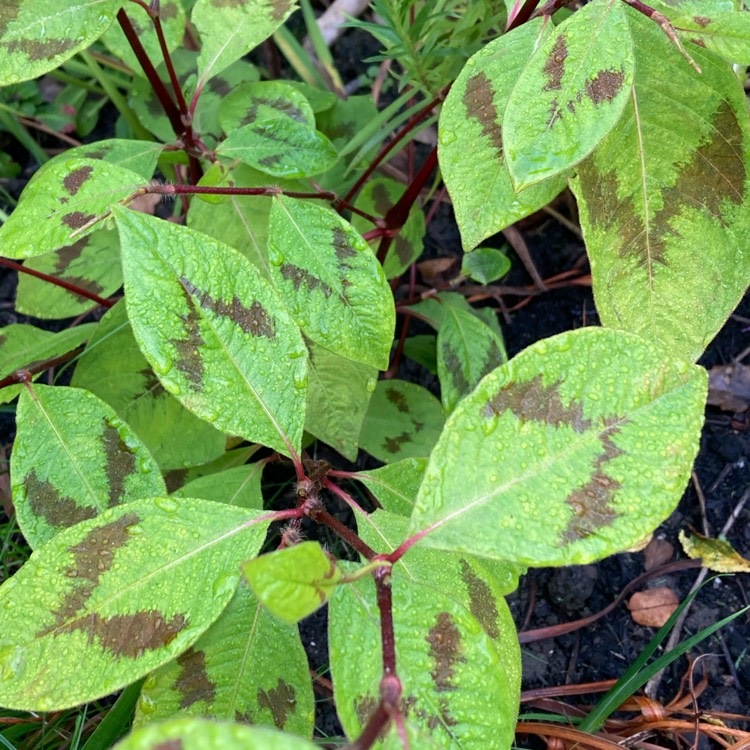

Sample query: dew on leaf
[154,497,180,512]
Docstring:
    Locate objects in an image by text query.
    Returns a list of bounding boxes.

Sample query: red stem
[309,508,376,560]
[506,0,542,30]
[0,257,114,308]
[0,348,84,391]
[342,94,444,206]
[346,702,391,750]
[147,184,336,200]
[323,477,367,514]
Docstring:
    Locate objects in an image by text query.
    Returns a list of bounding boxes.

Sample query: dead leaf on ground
[417,257,458,286]
[679,530,750,573]
[627,587,679,627]
[707,363,750,412]
[643,537,674,571]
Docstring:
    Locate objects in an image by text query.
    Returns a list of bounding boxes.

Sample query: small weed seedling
[1,0,749,748]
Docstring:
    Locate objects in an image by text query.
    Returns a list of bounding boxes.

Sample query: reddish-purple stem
[309,508,377,560]
[346,702,391,750]
[0,348,84,391]
[323,477,368,514]
[506,0,542,30]
[0,257,114,308]
[147,184,336,200]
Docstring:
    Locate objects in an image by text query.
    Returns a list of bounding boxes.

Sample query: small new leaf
[242,542,342,624]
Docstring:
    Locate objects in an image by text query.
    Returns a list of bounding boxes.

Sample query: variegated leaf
[0,498,270,711]
[571,7,750,362]
[11,385,165,548]
[409,327,707,566]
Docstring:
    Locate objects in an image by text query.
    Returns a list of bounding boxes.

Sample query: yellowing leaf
[679,530,750,573]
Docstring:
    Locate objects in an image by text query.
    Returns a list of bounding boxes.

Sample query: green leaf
[409,327,707,566]
[461,247,511,285]
[0,322,96,405]
[403,334,438,375]
[173,464,265,509]
[115,207,308,457]
[305,340,378,461]
[504,0,635,189]
[0,498,270,711]
[70,301,226,471]
[101,0,185,75]
[351,457,427,516]
[330,562,519,750]
[242,542,342,624]
[11,385,165,548]
[571,8,750,363]
[268,197,395,370]
[0,158,148,260]
[114,718,317,750]
[409,291,483,331]
[438,304,507,413]
[133,583,314,736]
[0,0,120,86]
[359,380,445,463]
[439,19,567,250]
[193,0,299,86]
[350,177,426,278]
[187,164,305,279]
[32,139,163,181]
[673,12,750,63]
[219,81,316,133]
[216,114,338,179]
[15,230,122,319]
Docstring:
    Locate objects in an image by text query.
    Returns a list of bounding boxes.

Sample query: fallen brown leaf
[707,363,750,412]
[627,587,679,627]
[643,538,674,571]
[417,257,458,286]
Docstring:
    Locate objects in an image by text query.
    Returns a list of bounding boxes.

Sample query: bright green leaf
[242,542,341,624]
[571,8,750,363]
[70,301,226,470]
[504,0,635,189]
[216,114,338,179]
[438,303,507,413]
[409,327,707,566]
[330,562,519,750]
[15,230,122,319]
[359,380,445,463]
[0,322,96,405]
[115,207,308,457]
[173,464,265,509]
[0,498,270,711]
[673,12,750,63]
[305,340,378,461]
[0,158,148,259]
[268,197,395,370]
[350,177,425,278]
[193,0,299,88]
[133,583,314,735]
[11,385,165,548]
[461,247,511,285]
[403,334,438,375]
[351,457,427,516]
[0,0,120,86]
[115,718,317,750]
[439,19,567,250]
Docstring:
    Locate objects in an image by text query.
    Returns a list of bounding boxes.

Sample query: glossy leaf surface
[12,385,165,548]
[330,563,519,750]
[673,12,750,63]
[0,159,148,259]
[219,81,315,133]
[359,380,445,463]
[134,584,314,736]
[0,498,270,711]
[504,0,635,189]
[0,323,96,405]
[439,19,566,250]
[116,207,308,457]
[437,303,506,413]
[572,8,750,362]
[351,177,425,278]
[268,197,395,369]
[217,114,338,179]
[173,464,265,509]
[461,247,511,285]
[70,301,226,470]
[114,718,317,750]
[242,542,341,624]
[352,457,427,516]
[409,328,707,566]
[193,0,299,83]
[305,340,377,461]
[0,0,119,85]
[15,230,122,319]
